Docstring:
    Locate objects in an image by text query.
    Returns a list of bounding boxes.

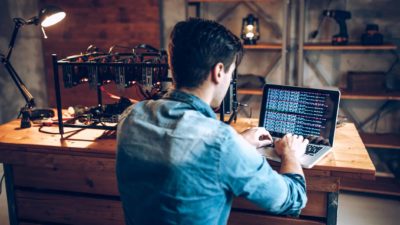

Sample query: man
[116,18,309,225]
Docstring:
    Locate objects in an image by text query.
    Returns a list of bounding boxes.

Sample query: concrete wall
[0,2,44,223]
[161,0,400,134]
[0,0,47,125]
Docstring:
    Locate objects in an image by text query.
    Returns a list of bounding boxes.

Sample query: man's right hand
[274,133,309,176]
[275,133,309,160]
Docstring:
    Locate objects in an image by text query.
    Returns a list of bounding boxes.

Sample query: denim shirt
[116,90,307,225]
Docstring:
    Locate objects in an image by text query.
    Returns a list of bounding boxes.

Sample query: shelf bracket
[358,100,398,131]
[304,54,330,86]
[262,53,282,80]
[339,102,361,128]
[215,2,242,23]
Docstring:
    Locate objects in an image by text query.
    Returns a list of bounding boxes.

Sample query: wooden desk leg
[326,192,339,225]
[4,164,18,225]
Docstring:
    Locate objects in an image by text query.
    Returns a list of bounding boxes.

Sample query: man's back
[116,90,307,225]
[117,90,234,225]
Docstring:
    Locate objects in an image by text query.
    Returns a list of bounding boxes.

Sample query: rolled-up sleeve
[218,129,307,216]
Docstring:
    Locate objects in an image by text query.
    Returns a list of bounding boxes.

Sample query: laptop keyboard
[305,145,323,156]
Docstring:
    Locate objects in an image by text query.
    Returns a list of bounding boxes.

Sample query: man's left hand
[240,127,273,148]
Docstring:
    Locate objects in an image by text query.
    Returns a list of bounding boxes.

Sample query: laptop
[257,84,341,169]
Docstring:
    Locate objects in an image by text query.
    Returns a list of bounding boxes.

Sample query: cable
[38,125,78,135]
[108,45,134,54]
[99,86,139,103]
[134,44,160,53]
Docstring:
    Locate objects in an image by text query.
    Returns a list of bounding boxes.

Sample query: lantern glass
[241,14,260,45]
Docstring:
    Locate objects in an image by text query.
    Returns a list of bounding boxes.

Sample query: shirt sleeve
[218,128,307,216]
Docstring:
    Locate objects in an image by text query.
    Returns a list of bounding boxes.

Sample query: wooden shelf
[360,133,400,149]
[238,88,263,95]
[244,43,281,50]
[304,43,397,51]
[188,0,272,3]
[340,90,400,101]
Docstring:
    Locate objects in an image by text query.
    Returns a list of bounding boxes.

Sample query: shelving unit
[238,88,400,101]
[188,0,400,195]
[303,42,400,194]
[295,0,400,163]
[243,43,282,50]
[186,0,291,84]
[237,88,262,95]
[336,87,400,193]
[340,90,400,150]
[304,43,397,51]
[340,90,400,101]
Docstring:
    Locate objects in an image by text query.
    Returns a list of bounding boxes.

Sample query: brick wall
[40,0,160,107]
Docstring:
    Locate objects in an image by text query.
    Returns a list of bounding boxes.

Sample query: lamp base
[30,108,55,120]
[244,39,257,45]
[18,107,55,129]
[19,107,32,129]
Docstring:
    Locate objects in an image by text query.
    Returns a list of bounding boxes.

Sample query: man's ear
[211,62,224,84]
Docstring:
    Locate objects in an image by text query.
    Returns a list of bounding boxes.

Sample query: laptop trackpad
[257,146,281,162]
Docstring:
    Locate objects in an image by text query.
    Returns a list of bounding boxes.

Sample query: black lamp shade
[241,14,260,45]
[39,6,66,27]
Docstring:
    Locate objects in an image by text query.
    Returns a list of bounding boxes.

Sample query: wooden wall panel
[20,223,43,225]
[39,0,160,107]
[232,191,327,218]
[228,211,325,225]
[6,151,119,195]
[16,190,125,225]
[302,191,327,217]
[0,151,116,170]
[13,165,119,196]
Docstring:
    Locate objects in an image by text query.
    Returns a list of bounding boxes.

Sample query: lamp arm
[6,18,26,61]
[1,57,35,108]
[1,18,35,108]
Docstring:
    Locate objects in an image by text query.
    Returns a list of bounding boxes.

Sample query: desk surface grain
[231,118,375,178]
[0,118,375,178]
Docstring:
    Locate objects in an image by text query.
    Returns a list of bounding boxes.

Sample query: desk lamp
[241,14,260,45]
[0,6,66,128]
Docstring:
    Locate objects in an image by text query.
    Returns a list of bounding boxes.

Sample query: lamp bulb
[246,32,255,39]
[41,12,66,27]
[246,24,254,31]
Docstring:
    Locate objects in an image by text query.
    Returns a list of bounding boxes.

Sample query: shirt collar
[162,89,216,118]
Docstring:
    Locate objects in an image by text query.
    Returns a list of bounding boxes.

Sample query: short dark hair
[168,18,243,89]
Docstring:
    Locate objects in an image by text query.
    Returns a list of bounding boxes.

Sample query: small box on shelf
[347,71,386,93]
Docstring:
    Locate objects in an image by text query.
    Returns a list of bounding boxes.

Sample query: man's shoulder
[176,112,236,140]
[118,99,238,140]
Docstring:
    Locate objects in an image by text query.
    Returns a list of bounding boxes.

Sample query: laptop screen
[259,84,340,146]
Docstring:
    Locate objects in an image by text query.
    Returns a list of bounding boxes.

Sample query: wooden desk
[0,118,375,225]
